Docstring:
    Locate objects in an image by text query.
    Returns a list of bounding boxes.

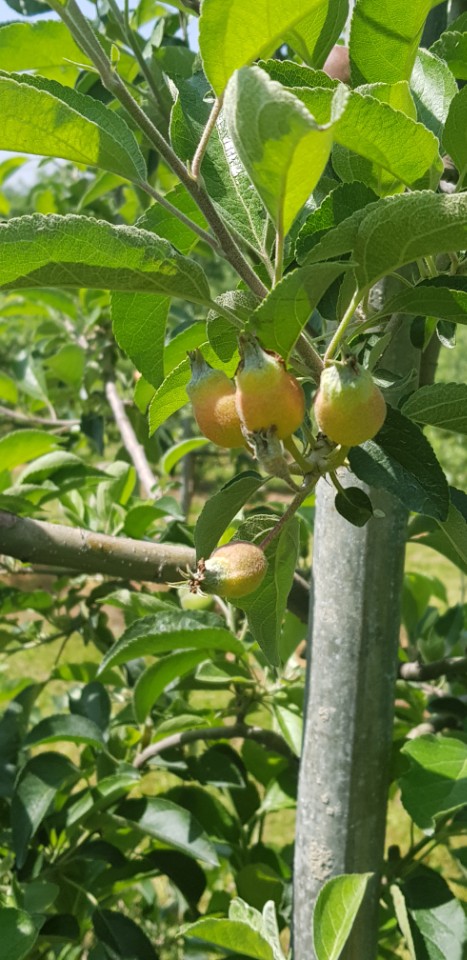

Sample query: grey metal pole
[293,319,421,959]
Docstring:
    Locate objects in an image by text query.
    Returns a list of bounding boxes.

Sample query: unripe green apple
[190,541,268,600]
[235,335,305,440]
[186,349,245,448]
[314,358,386,446]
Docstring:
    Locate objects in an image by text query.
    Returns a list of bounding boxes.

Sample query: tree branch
[134,722,296,769]
[0,512,195,583]
[399,656,467,682]
[105,380,158,498]
[0,406,79,432]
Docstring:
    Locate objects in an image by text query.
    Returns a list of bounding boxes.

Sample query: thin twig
[191,95,224,182]
[0,406,79,430]
[134,722,295,769]
[399,656,467,682]
[259,475,318,553]
[105,380,158,499]
[139,182,221,253]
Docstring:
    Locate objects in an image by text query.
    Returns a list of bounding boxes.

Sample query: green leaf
[0,215,211,304]
[0,72,146,182]
[296,181,377,265]
[334,486,373,527]
[45,343,85,386]
[0,430,59,471]
[0,21,92,85]
[25,714,106,750]
[443,85,467,188]
[286,0,348,69]
[348,407,450,521]
[199,0,334,95]
[0,908,38,960]
[402,868,467,960]
[98,612,245,673]
[401,383,467,435]
[134,650,210,722]
[170,73,267,252]
[183,917,275,960]
[432,28,467,80]
[12,753,78,868]
[195,472,265,560]
[407,503,467,575]
[399,735,467,829]
[234,518,300,666]
[115,797,219,865]
[93,910,159,960]
[111,293,170,388]
[160,437,210,474]
[252,261,348,358]
[225,66,335,234]
[148,357,191,433]
[313,873,373,960]
[0,370,18,403]
[137,184,209,255]
[296,85,441,196]
[352,192,467,292]
[148,344,238,435]
[350,0,443,85]
[371,276,467,324]
[411,49,458,141]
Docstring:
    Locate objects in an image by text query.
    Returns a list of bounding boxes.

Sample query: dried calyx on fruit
[190,541,268,600]
[314,357,387,447]
[235,335,305,440]
[186,349,244,448]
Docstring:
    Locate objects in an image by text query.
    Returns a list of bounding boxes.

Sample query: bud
[314,358,387,446]
[186,349,245,448]
[235,335,305,440]
[190,541,268,600]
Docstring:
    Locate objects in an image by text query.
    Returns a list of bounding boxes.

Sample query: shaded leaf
[233,518,300,666]
[443,85,467,187]
[111,293,170,388]
[195,472,265,560]
[12,753,78,868]
[352,192,467,291]
[25,714,106,749]
[115,797,219,865]
[98,612,245,673]
[349,407,449,521]
[401,382,467,435]
[170,72,266,253]
[296,181,377,264]
[399,735,467,829]
[252,261,348,358]
[0,908,38,960]
[334,487,373,527]
[371,276,467,324]
[0,215,211,305]
[138,184,208,255]
[133,650,209,722]
[93,911,159,960]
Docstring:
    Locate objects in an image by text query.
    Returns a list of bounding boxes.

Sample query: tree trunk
[293,322,420,959]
